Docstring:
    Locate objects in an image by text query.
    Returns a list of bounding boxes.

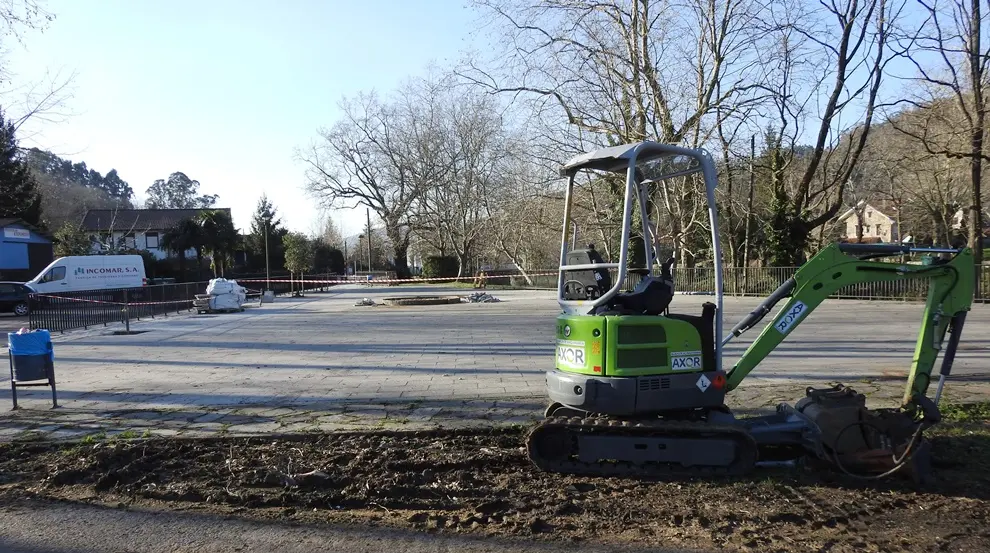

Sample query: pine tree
[0,109,42,226]
[247,195,288,271]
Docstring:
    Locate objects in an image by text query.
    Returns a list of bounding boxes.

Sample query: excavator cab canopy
[556,140,726,370]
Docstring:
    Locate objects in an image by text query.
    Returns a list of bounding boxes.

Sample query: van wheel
[13,302,29,316]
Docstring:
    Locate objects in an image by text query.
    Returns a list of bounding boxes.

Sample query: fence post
[124,292,131,333]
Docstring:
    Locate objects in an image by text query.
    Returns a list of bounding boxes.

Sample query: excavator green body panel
[555,314,703,377]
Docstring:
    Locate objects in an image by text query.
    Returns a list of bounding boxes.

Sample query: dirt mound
[2,424,989,552]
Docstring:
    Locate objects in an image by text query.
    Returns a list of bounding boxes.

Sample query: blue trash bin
[7,329,57,409]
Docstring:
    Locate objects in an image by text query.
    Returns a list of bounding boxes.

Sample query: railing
[227,272,341,297]
[28,282,209,333]
[668,266,990,301]
[504,265,990,302]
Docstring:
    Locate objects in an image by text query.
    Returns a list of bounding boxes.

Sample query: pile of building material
[195,278,248,313]
[354,298,376,306]
[464,292,501,303]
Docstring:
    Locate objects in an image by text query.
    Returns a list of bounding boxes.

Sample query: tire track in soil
[1,426,989,553]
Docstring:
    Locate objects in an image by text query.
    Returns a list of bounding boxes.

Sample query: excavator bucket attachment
[795,385,937,483]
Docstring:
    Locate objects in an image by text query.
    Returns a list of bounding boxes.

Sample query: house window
[146,232,160,249]
[875,224,882,236]
[123,232,136,249]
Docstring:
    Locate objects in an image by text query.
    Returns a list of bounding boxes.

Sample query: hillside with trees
[297,0,989,291]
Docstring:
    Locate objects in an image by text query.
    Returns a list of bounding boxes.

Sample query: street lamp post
[265,220,271,291]
[366,208,372,275]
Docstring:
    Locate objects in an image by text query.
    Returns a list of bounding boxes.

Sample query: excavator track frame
[526,415,759,478]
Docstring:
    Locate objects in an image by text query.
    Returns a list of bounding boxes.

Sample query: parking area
[0,314,29,336]
[2,284,989,440]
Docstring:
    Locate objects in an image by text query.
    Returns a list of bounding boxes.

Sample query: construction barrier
[24,264,990,334]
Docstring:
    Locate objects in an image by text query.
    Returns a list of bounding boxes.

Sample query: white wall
[89,230,196,260]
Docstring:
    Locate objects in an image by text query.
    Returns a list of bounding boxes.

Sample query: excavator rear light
[712,373,727,390]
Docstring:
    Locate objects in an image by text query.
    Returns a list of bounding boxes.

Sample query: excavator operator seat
[609,276,675,316]
[562,246,612,300]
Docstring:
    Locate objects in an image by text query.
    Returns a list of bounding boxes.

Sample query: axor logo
[775,300,808,335]
[672,354,702,370]
[557,345,586,368]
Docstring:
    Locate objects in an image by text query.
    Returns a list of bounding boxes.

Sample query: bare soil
[2,420,989,553]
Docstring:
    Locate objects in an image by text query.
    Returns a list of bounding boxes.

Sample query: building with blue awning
[0,218,53,282]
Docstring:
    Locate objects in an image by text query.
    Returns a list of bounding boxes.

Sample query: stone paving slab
[3,380,989,442]
[1,284,988,442]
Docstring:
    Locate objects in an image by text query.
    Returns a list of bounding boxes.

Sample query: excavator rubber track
[526,416,759,478]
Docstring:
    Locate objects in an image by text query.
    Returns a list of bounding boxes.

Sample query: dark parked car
[0,281,33,316]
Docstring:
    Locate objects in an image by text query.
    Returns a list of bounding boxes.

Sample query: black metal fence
[489,265,990,302]
[665,265,990,301]
[28,282,210,333]
[26,273,344,333]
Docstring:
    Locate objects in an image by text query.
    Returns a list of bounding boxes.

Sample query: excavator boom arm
[725,243,974,411]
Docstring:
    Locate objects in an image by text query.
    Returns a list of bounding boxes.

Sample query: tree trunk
[391,242,411,279]
[456,251,469,279]
[970,0,985,293]
[177,254,187,283]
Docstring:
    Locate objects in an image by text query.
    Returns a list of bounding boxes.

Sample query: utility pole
[339,215,347,276]
[366,208,372,274]
[265,219,271,291]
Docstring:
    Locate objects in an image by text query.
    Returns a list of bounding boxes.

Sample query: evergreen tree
[52,223,92,256]
[248,195,288,271]
[0,109,42,226]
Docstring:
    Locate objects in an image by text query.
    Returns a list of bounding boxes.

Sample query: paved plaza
[2,284,989,441]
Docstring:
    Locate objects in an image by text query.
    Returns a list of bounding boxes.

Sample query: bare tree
[0,2,75,141]
[426,89,517,276]
[479,149,561,281]
[0,0,53,42]
[889,0,988,286]
[300,77,449,278]
[464,0,767,266]
[755,0,902,265]
[857,112,969,246]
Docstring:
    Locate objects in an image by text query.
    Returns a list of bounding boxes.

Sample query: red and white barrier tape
[236,272,559,286]
[32,294,196,307]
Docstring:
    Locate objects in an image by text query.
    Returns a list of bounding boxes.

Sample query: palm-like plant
[198,210,240,277]
[161,218,205,281]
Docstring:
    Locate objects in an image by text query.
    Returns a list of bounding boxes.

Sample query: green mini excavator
[527,141,975,481]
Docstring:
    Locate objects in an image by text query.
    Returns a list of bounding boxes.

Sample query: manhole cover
[381,296,462,306]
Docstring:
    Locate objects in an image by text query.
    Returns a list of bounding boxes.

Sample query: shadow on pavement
[0,497,682,553]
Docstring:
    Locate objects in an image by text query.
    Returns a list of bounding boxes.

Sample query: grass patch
[940,401,990,422]
[81,430,107,443]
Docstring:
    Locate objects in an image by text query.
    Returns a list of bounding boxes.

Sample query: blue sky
[5,0,482,236]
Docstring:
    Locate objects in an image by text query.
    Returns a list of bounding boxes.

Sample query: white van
[27,255,147,294]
